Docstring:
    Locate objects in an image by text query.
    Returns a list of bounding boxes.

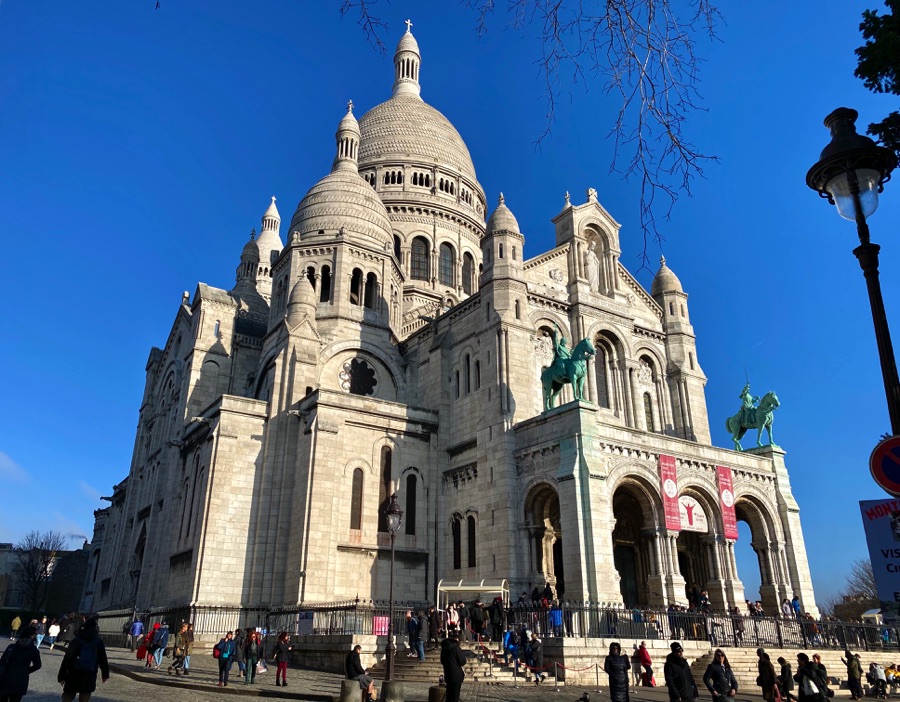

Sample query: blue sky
[0,1,896,607]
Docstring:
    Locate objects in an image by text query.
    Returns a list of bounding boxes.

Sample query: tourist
[233,627,246,678]
[731,607,745,644]
[142,624,159,668]
[273,631,292,687]
[456,601,469,640]
[214,631,237,687]
[488,598,503,642]
[58,616,77,650]
[795,653,827,702]
[345,644,376,702]
[842,650,863,701]
[604,642,631,702]
[167,622,189,675]
[243,630,261,684]
[757,649,778,702]
[529,633,545,684]
[182,622,194,675]
[631,645,642,687]
[440,631,467,702]
[778,656,797,702]
[871,662,887,699]
[550,601,563,638]
[446,603,459,634]
[781,599,793,618]
[427,605,441,648]
[470,601,485,642]
[128,618,143,652]
[9,616,20,641]
[703,649,737,701]
[46,620,60,651]
[640,640,655,686]
[0,624,41,701]
[503,625,519,668]
[792,596,801,618]
[57,618,109,702]
[33,618,45,650]
[151,621,168,669]
[664,642,698,702]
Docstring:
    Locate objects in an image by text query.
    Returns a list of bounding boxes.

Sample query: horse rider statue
[726,382,780,451]
[541,323,596,410]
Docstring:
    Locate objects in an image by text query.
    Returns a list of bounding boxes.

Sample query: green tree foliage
[856,0,900,157]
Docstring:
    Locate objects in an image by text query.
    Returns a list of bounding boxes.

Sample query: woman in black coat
[529,634,546,684]
[794,653,827,702]
[703,650,738,700]
[0,625,41,701]
[778,657,796,702]
[604,642,632,702]
[665,642,699,702]
[440,633,467,702]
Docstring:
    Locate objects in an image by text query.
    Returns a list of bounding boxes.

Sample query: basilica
[81,26,817,618]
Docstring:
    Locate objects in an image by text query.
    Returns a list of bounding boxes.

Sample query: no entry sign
[870,436,900,497]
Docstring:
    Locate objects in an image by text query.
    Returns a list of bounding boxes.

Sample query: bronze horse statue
[541,337,596,410]
[725,390,780,451]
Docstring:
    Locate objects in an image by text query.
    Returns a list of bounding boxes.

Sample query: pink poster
[659,455,680,531]
[717,465,739,541]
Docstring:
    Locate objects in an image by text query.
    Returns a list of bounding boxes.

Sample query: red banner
[717,465,739,540]
[659,455,680,531]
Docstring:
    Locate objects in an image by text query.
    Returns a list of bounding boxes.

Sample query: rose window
[339,358,377,396]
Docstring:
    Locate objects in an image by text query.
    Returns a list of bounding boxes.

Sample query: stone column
[663,531,687,605]
[643,528,668,607]
[702,536,728,610]
[721,540,746,610]
[629,366,642,430]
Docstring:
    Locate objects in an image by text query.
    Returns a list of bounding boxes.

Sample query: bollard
[381,680,405,702]
[596,662,601,692]
[513,661,519,689]
[339,680,360,702]
[555,662,560,693]
[428,685,446,702]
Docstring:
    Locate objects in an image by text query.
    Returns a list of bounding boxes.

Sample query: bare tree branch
[13,530,70,613]
[339,0,389,56]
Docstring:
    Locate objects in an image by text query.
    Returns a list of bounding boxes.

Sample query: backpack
[212,643,221,659]
[74,639,98,671]
[508,631,519,647]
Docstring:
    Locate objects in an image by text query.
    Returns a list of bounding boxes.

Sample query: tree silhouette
[12,531,70,613]
[856,0,900,158]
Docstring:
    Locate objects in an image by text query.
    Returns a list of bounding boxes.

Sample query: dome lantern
[392,19,421,98]
[333,100,361,173]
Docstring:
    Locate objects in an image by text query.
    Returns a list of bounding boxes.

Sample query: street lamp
[384,493,403,683]
[807,107,900,434]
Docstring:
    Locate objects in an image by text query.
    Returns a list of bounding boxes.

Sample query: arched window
[439,243,455,287]
[514,299,520,319]
[464,354,471,394]
[455,370,460,399]
[595,346,611,409]
[474,361,481,390]
[669,302,675,315]
[306,266,316,289]
[467,515,476,567]
[689,352,695,370]
[364,272,377,309]
[644,392,655,432]
[350,468,364,530]
[393,235,402,260]
[350,268,362,305]
[462,253,474,295]
[498,244,504,259]
[405,474,417,535]
[452,517,462,569]
[411,237,429,281]
[377,447,392,533]
[319,265,331,302]
[512,246,517,261]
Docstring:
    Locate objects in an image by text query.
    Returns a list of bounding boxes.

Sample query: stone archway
[734,495,788,613]
[524,483,564,598]
[611,484,658,607]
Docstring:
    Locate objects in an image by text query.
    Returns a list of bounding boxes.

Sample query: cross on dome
[347,100,354,114]
[660,255,667,266]
[405,18,413,33]
[498,192,505,205]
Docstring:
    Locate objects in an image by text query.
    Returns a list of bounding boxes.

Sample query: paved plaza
[6,642,859,702]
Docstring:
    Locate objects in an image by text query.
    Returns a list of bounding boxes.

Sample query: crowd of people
[0,615,109,702]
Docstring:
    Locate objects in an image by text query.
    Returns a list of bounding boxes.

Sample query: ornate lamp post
[384,493,403,682]
[807,107,900,434]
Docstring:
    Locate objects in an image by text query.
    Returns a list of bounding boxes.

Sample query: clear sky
[0,1,897,608]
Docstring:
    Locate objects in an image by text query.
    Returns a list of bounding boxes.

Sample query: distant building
[3,542,89,616]
[84,27,818,618]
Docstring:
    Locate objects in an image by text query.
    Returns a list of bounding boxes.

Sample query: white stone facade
[83,27,817,618]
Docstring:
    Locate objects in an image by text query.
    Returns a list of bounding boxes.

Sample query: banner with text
[860,498,900,625]
[659,454,680,531]
[717,466,740,541]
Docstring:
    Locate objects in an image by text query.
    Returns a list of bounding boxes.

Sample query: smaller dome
[263,196,280,222]
[651,256,683,296]
[486,193,520,233]
[338,100,360,136]
[241,230,260,261]
[396,29,420,56]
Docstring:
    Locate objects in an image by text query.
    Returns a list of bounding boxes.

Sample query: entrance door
[614,544,638,607]
[552,538,565,598]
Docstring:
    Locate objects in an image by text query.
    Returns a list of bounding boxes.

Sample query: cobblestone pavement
[8,644,855,702]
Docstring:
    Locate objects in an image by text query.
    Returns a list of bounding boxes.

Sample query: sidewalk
[105,646,855,702]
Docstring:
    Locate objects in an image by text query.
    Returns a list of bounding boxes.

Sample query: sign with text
[717,466,740,541]
[860,498,900,626]
[678,495,709,533]
[659,454,680,531]
[296,611,314,636]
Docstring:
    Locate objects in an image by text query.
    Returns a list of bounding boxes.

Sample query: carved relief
[515,445,560,476]
[637,359,653,387]
[549,268,564,283]
[532,334,554,370]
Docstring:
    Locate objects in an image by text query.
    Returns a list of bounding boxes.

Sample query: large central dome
[358,94,478,183]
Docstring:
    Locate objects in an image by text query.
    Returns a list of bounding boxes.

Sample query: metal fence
[94,602,900,652]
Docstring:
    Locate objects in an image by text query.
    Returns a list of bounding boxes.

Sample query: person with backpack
[503,625,519,668]
[57,618,109,702]
[0,624,41,702]
[150,622,169,670]
[214,631,237,687]
[128,619,143,652]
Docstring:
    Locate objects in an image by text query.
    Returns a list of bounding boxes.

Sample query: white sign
[678,495,708,533]
[860,499,900,625]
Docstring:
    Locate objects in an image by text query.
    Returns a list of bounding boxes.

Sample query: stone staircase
[369,641,554,685]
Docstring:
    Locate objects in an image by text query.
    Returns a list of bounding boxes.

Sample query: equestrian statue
[725,382,780,451]
[541,324,596,410]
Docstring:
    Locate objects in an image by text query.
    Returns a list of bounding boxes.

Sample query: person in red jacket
[639,641,655,686]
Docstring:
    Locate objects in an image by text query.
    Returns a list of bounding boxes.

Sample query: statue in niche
[585,240,601,292]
